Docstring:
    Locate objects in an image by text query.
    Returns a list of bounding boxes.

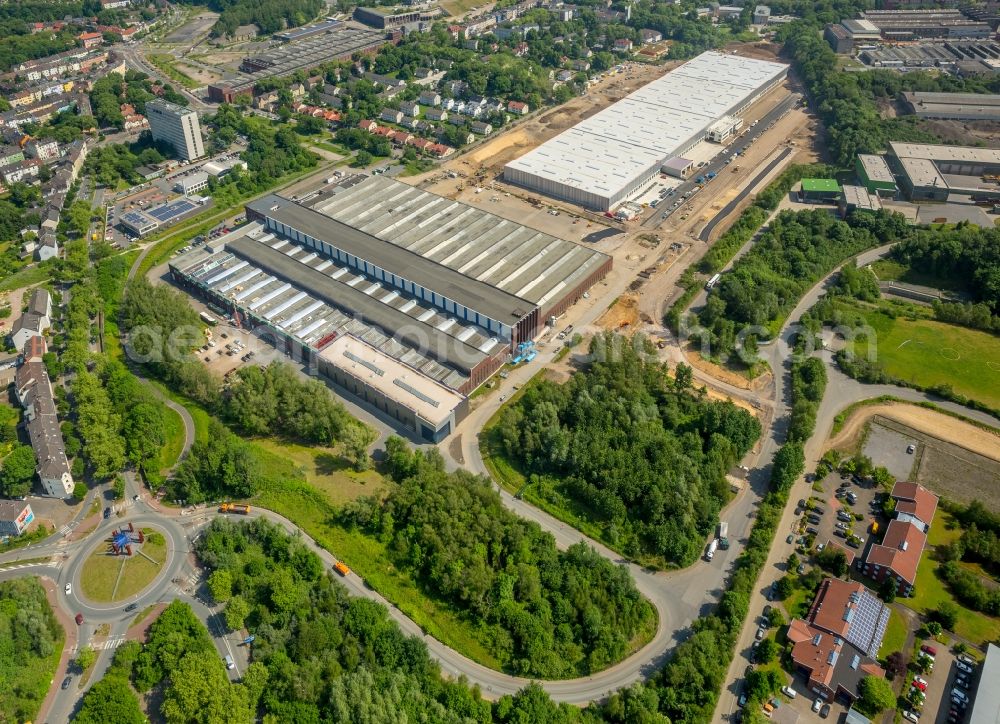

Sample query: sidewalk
[36,575,77,724]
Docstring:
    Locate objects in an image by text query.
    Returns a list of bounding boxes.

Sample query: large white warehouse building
[503,51,789,211]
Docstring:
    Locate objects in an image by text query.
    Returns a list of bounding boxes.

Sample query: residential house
[443,80,467,96]
[358,119,378,132]
[400,101,420,117]
[14,336,75,498]
[466,94,487,108]
[425,108,448,121]
[36,230,58,262]
[471,121,493,135]
[427,143,455,157]
[418,90,441,106]
[380,108,404,124]
[463,105,483,118]
[443,98,457,111]
[0,145,24,168]
[640,29,663,43]
[121,103,148,131]
[406,136,432,151]
[24,138,59,161]
[613,38,633,52]
[78,32,103,49]
[556,69,574,82]
[448,115,467,126]
[485,97,505,112]
[507,100,529,115]
[514,42,530,56]
[11,289,52,351]
[787,578,888,702]
[389,130,412,146]
[414,67,432,79]
[446,24,463,40]
[862,482,938,596]
[0,159,41,185]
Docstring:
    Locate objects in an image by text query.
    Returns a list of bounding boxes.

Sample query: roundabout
[79,523,170,603]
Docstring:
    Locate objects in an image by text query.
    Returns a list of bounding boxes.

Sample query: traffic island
[79,524,168,603]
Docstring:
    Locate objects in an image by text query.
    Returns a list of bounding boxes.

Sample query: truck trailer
[219,503,251,515]
[718,521,730,549]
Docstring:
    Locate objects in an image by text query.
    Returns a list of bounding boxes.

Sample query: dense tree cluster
[0,578,63,723]
[343,439,656,678]
[492,333,759,566]
[0,445,37,498]
[172,421,260,503]
[0,22,78,73]
[195,517,589,722]
[84,135,166,187]
[74,645,146,724]
[698,209,910,360]
[226,363,357,445]
[890,224,1000,328]
[788,356,826,443]
[88,71,184,131]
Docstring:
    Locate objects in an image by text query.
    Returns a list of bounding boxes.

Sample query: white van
[224,654,235,670]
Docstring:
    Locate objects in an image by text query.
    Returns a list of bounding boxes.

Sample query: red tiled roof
[891,481,938,526]
[808,578,865,638]
[865,519,926,585]
[790,621,839,687]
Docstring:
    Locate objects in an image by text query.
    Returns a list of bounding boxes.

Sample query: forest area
[489,333,760,567]
[697,208,911,361]
[342,438,657,678]
[0,578,64,723]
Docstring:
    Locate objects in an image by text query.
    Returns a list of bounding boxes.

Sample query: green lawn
[80,528,168,602]
[254,439,385,506]
[878,608,909,659]
[156,404,186,475]
[927,511,962,548]
[868,260,967,293]
[0,265,50,293]
[147,53,199,89]
[902,517,1000,645]
[842,300,1000,410]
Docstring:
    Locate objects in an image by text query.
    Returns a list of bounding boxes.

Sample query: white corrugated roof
[505,51,787,201]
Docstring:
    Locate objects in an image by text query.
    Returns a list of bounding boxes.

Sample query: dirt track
[828,401,1000,461]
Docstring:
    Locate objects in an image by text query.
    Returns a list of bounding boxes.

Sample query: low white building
[10,289,51,350]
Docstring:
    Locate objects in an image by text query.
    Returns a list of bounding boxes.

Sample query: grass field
[441,0,487,15]
[0,265,51,293]
[868,260,967,293]
[80,528,168,602]
[254,439,385,506]
[878,608,909,659]
[840,300,1000,410]
[156,405,186,475]
[147,54,199,89]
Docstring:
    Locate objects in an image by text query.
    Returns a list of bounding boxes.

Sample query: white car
[903,711,919,723]
[812,699,823,713]
[956,661,974,674]
[64,583,72,596]
[781,686,797,699]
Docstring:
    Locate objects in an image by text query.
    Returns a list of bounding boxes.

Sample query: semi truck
[706,538,718,561]
[219,503,251,515]
[718,521,730,550]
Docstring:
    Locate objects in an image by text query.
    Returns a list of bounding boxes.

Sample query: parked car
[952,689,969,704]
[912,676,928,691]
[903,711,920,723]
[61,676,72,690]
[956,660,974,674]
[124,602,138,612]
[780,686,797,699]
[756,626,766,640]
[786,534,794,544]
[920,644,937,657]
[956,654,975,666]
[103,507,112,519]
[812,699,822,713]
[820,704,831,719]
[954,675,970,690]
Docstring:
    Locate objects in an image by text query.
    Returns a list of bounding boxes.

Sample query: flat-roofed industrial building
[889,141,1000,200]
[901,91,1000,121]
[503,51,788,211]
[855,154,898,195]
[169,176,611,441]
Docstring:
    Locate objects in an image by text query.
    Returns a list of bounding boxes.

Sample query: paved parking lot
[797,473,884,561]
[862,423,920,481]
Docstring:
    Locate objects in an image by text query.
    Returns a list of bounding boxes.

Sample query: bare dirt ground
[174,61,222,85]
[685,349,772,392]
[920,118,1000,146]
[163,12,218,45]
[725,41,782,61]
[596,295,642,330]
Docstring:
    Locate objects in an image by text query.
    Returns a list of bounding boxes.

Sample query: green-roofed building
[801,178,842,203]
[855,154,897,196]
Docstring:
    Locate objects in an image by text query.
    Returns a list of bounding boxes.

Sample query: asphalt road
[642,93,801,229]
[698,146,793,242]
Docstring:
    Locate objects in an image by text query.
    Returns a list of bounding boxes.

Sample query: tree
[1,445,36,497]
[160,650,250,724]
[857,676,895,715]
[932,602,959,630]
[224,595,250,631]
[207,569,233,603]
[73,483,88,501]
[76,645,97,671]
[774,575,796,600]
[756,637,778,664]
[113,476,126,500]
[885,651,906,678]
[878,576,897,604]
[75,675,147,724]
[745,668,782,702]
[817,548,848,578]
